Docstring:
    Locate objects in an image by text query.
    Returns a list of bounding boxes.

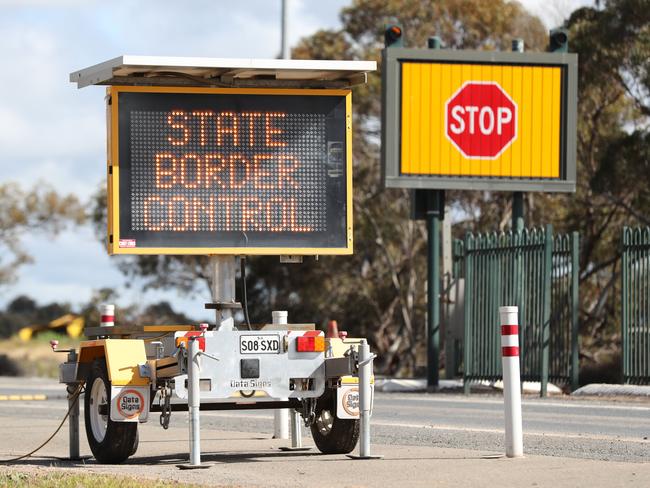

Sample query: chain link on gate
[300,398,317,426]
[159,384,172,429]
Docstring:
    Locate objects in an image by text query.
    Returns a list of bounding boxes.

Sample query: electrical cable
[149,71,232,87]
[0,383,84,464]
[240,257,252,330]
[142,332,173,342]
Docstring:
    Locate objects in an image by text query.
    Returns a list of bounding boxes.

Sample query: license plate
[239,334,281,354]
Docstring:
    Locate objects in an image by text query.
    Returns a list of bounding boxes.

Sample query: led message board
[382,48,578,192]
[107,86,351,255]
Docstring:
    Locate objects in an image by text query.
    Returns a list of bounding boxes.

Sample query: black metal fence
[622,226,650,385]
[455,225,579,395]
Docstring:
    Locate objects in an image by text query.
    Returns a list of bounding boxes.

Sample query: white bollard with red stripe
[500,306,523,458]
[100,304,115,327]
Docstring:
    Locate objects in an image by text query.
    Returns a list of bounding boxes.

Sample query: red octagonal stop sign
[445,81,517,159]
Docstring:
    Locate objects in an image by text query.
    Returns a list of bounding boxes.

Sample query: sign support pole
[426,191,443,389]
[347,339,382,459]
[188,337,202,466]
[210,256,237,331]
[426,36,443,390]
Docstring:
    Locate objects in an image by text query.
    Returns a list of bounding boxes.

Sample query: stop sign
[445,82,517,159]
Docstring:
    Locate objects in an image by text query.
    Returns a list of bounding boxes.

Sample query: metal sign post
[426,190,443,389]
[209,256,237,330]
[405,36,446,388]
[425,37,443,389]
[348,339,382,459]
[188,337,202,467]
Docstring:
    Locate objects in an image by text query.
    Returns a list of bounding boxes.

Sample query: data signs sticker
[110,386,149,422]
[337,384,361,419]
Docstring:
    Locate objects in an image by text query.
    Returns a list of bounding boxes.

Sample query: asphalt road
[1,376,648,463]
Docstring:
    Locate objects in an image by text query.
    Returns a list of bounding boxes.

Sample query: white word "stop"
[449,106,513,136]
[445,81,518,159]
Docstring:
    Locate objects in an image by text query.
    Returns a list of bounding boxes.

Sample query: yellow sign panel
[400,62,562,179]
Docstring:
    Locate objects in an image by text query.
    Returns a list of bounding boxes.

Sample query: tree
[0,294,71,338]
[0,182,86,286]
[555,0,650,357]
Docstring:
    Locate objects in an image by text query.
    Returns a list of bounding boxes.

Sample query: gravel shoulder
[1,397,650,488]
[2,422,649,488]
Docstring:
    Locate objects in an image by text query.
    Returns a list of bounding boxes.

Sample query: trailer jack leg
[60,346,83,461]
[348,339,382,460]
[67,382,80,461]
[178,338,210,470]
[279,409,311,452]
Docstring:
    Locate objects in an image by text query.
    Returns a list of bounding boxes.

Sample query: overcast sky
[0,0,592,320]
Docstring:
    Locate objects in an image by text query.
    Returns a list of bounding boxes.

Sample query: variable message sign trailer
[58,56,377,465]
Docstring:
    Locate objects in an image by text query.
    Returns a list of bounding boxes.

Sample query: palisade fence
[454,225,579,395]
[621,227,650,385]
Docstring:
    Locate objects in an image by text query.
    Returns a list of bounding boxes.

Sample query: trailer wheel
[84,359,138,463]
[310,393,359,454]
[130,428,139,456]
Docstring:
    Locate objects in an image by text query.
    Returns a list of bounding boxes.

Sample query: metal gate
[622,226,650,384]
[456,225,579,395]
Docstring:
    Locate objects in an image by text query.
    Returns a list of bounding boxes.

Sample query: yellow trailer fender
[77,339,149,387]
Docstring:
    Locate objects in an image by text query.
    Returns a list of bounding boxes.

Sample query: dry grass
[0,332,80,378]
[0,470,207,488]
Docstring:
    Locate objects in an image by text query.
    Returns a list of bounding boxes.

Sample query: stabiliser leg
[178,337,210,470]
[348,339,382,460]
[279,409,312,452]
[67,382,80,460]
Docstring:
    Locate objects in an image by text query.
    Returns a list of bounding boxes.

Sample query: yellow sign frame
[381,48,578,192]
[106,85,353,255]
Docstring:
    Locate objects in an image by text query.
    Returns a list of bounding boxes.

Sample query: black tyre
[130,428,139,456]
[310,391,360,454]
[84,359,138,463]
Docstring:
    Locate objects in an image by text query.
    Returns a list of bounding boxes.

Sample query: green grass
[25,330,81,348]
[0,471,212,488]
